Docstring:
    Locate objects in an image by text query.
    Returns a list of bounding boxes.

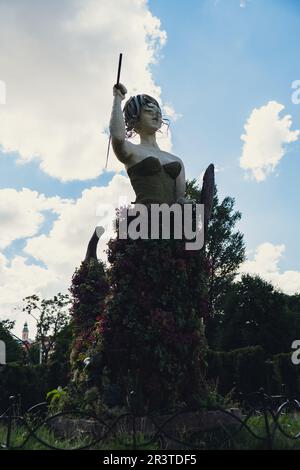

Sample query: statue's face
[134,102,162,135]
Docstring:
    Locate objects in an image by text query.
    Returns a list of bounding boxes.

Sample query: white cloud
[0,0,178,337]
[0,253,60,306]
[162,104,182,122]
[0,251,62,339]
[24,174,134,272]
[240,101,299,182]
[0,188,71,249]
[0,174,135,335]
[0,187,74,336]
[0,0,170,181]
[240,242,300,295]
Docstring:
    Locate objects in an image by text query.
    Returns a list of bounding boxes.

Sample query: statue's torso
[126,156,181,205]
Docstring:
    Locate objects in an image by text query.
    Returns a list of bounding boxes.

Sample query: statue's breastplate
[126,156,181,205]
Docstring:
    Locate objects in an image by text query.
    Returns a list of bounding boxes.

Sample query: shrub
[207,346,300,398]
[0,362,69,412]
[207,346,267,395]
[273,353,300,398]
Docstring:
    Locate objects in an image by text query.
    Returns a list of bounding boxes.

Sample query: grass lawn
[1,413,300,450]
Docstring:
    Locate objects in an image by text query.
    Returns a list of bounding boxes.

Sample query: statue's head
[123,94,163,136]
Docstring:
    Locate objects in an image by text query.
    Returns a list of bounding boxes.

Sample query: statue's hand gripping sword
[105,53,123,170]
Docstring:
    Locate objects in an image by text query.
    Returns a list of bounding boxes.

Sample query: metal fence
[1,389,300,450]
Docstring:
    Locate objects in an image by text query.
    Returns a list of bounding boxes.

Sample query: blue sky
[149,0,300,271]
[0,0,300,335]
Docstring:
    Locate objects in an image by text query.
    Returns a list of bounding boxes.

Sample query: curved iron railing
[1,389,300,450]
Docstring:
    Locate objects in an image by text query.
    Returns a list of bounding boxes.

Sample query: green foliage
[66,208,211,413]
[0,319,15,331]
[98,235,209,413]
[273,353,300,398]
[206,192,245,311]
[229,414,300,450]
[22,293,71,364]
[0,423,160,450]
[207,346,300,398]
[27,343,40,365]
[207,346,267,396]
[0,363,69,412]
[221,274,298,355]
[62,183,247,412]
[186,180,245,347]
[186,179,202,203]
[198,380,238,409]
[50,323,73,366]
[69,258,108,333]
[186,181,245,313]
[69,258,108,391]
[186,413,300,450]
[2,414,300,450]
[46,386,67,404]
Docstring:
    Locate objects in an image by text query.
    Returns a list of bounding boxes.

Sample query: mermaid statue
[85,83,214,259]
[111,83,190,206]
[70,83,215,414]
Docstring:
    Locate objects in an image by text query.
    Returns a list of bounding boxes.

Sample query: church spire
[22,321,29,342]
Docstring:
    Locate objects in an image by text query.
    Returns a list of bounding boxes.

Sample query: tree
[22,293,70,364]
[186,180,246,346]
[27,342,41,365]
[206,192,245,314]
[50,323,73,365]
[69,258,109,382]
[221,274,298,355]
[0,320,23,363]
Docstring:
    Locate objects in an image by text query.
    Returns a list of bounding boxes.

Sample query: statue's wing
[84,226,105,263]
[200,164,215,236]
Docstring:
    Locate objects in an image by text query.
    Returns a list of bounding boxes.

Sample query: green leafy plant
[46,386,67,405]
